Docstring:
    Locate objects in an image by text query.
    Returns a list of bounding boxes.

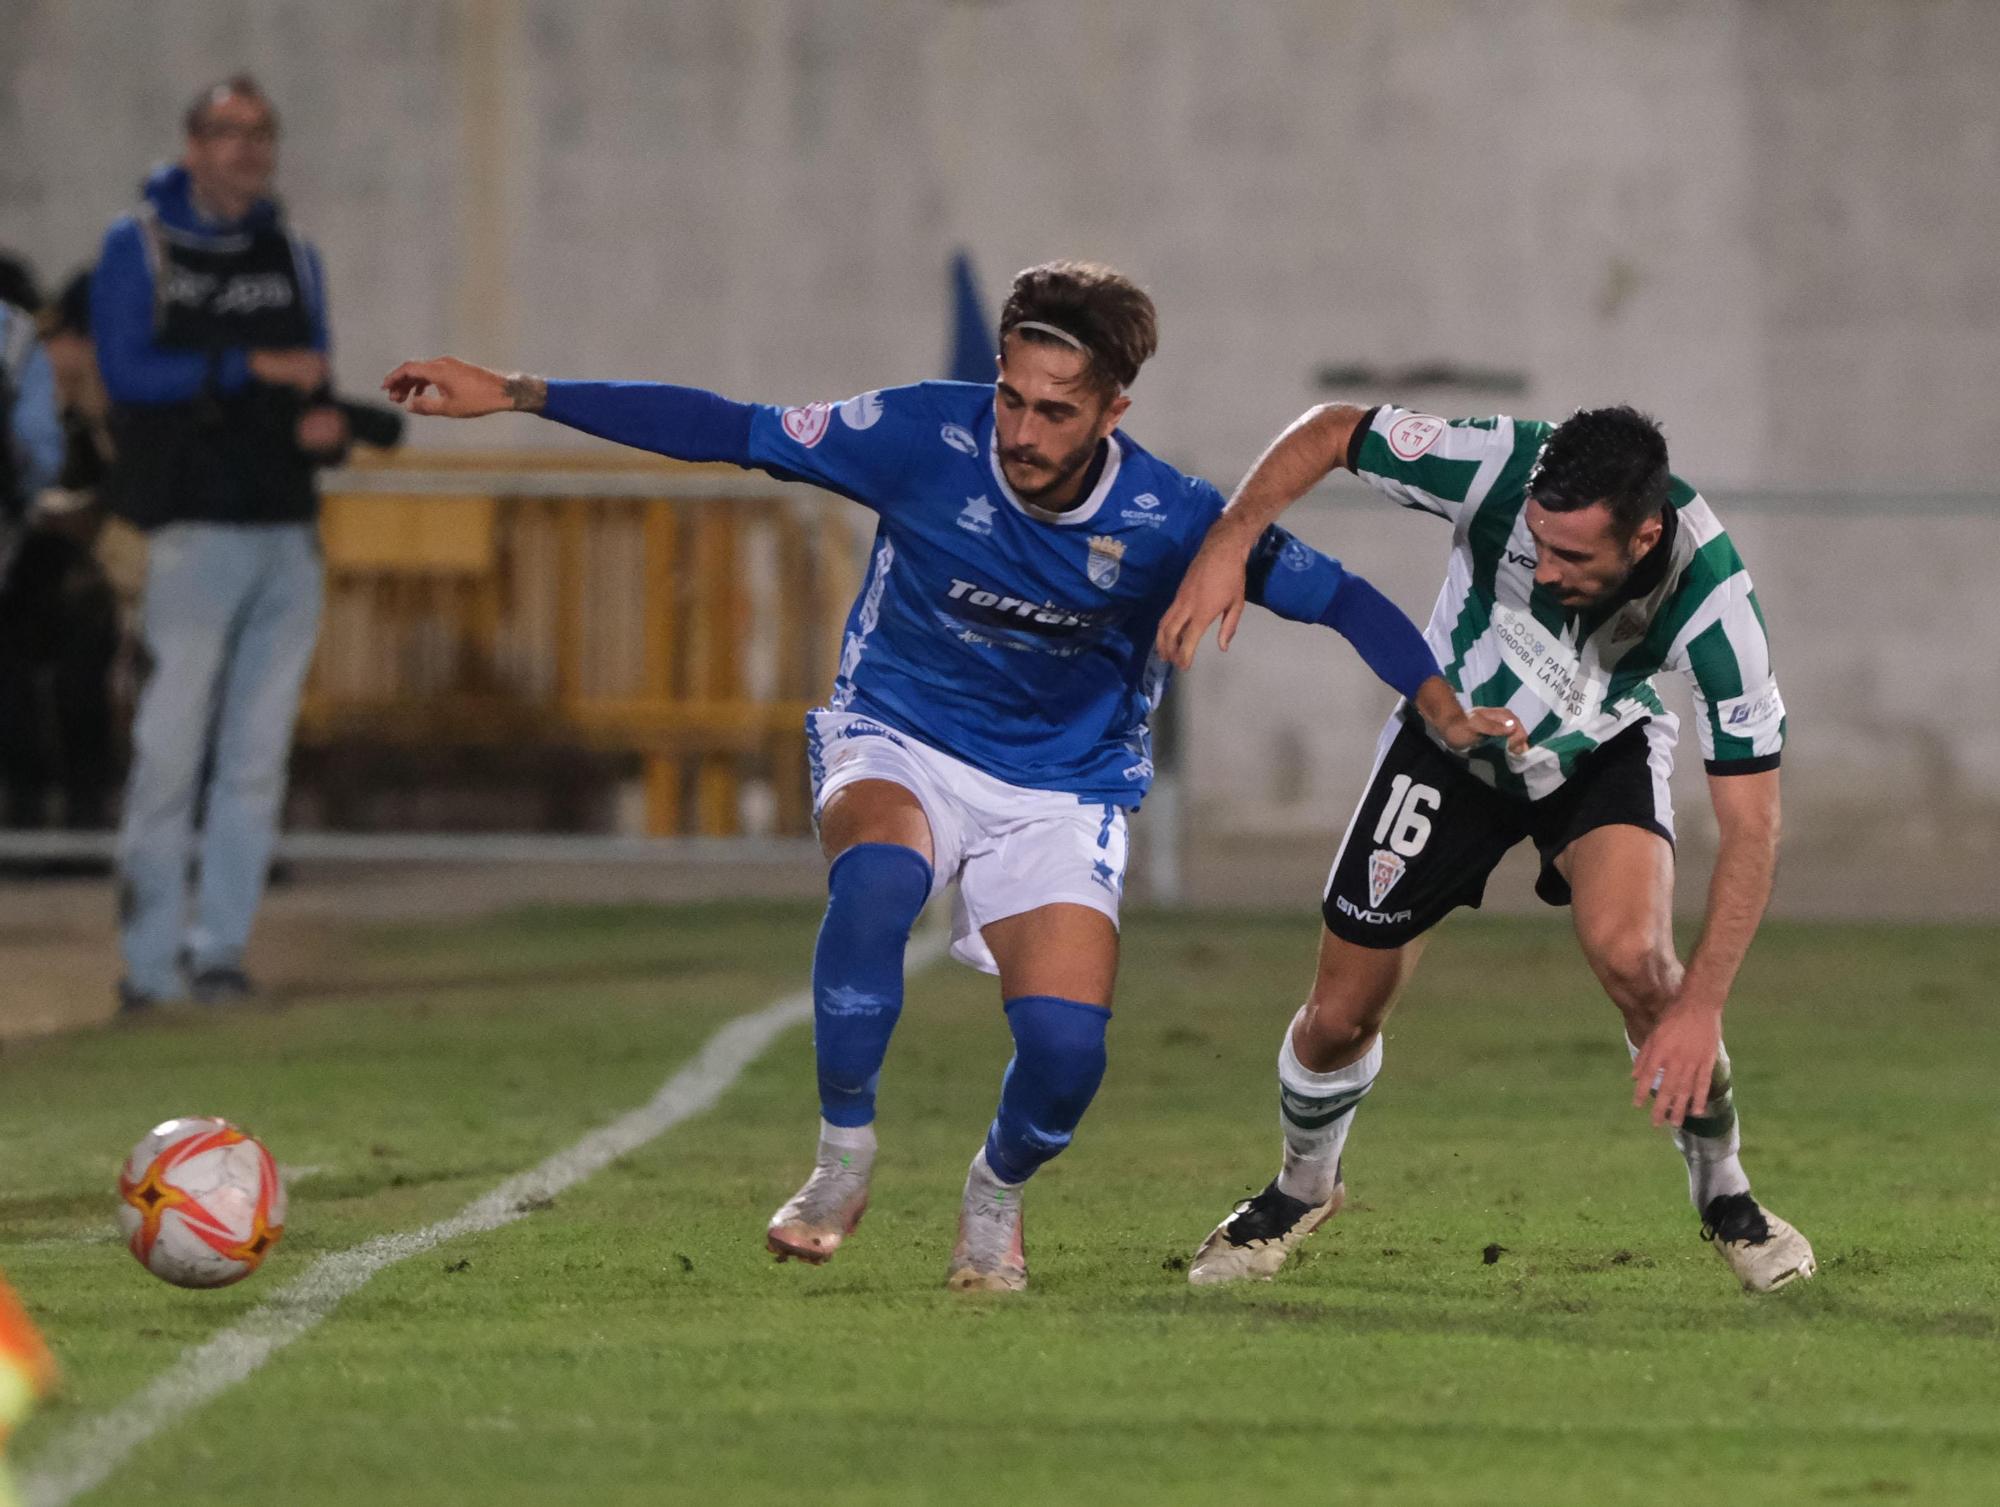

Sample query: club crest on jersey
[1086,535,1126,589]
[941,423,979,455]
[781,403,834,448]
[1366,848,1406,909]
[958,495,996,536]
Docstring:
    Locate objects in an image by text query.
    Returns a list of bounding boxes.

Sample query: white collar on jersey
[986,431,1125,526]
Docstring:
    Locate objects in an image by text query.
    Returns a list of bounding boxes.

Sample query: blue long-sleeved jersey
[543,379,1436,807]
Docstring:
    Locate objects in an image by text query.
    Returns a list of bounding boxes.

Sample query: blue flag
[946,249,994,384]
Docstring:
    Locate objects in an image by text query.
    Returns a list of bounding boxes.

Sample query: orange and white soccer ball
[117,1118,286,1288]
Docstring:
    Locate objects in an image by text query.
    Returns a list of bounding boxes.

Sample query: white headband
[1013,320,1089,355]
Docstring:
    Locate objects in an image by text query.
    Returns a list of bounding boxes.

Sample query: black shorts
[1321,714,1676,949]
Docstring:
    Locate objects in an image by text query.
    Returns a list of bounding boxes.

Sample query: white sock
[819,1118,877,1172]
[967,1144,1022,1192]
[1274,1012,1381,1206]
[1625,1035,1750,1211]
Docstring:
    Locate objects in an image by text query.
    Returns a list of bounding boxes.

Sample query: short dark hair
[998,260,1158,394]
[1529,405,1671,540]
[183,74,277,137]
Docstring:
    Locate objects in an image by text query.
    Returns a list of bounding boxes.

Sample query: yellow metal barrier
[302,451,860,836]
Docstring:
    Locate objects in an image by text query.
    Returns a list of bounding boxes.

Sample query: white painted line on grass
[11,1232,117,1253]
[22,931,946,1507]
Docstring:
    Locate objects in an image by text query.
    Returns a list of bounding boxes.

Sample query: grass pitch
[4,902,1997,1505]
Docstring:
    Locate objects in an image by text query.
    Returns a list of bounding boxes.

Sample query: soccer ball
[117,1117,286,1289]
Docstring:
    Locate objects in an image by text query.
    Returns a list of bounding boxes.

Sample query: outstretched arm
[1632,769,1781,1127]
[383,357,543,418]
[1244,527,1524,754]
[383,357,754,465]
[1157,403,1369,670]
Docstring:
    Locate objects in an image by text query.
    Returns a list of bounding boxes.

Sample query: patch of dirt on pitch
[0,856,823,1043]
[0,872,343,1043]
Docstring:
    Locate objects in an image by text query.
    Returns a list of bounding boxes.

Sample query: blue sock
[982,995,1112,1184]
[813,843,932,1127]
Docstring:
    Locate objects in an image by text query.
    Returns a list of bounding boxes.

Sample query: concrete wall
[8,1,1997,483]
[5,0,1995,913]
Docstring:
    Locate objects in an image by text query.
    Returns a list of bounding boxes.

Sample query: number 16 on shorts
[1368,774,1440,908]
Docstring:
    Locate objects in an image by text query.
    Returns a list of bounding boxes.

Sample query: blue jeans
[118,523,323,997]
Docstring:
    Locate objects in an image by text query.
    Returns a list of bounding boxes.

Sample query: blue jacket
[91,164,330,527]
[93,164,328,405]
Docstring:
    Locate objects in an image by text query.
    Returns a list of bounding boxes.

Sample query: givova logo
[1333,894,1413,926]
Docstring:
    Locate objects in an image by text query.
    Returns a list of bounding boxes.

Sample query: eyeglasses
[195,122,278,145]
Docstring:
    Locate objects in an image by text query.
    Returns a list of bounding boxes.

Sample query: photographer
[92,75,342,1009]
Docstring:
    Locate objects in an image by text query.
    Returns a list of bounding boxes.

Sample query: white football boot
[1187,1175,1344,1286]
[766,1141,872,1264]
[945,1149,1028,1293]
[1701,1192,1817,1292]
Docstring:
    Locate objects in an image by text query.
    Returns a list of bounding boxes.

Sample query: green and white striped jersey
[1351,406,1786,800]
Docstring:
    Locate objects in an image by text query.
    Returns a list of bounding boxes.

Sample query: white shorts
[806,708,1131,975]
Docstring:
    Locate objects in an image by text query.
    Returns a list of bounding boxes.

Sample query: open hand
[382,356,514,418]
[1632,997,1724,1128]
[1156,526,1255,670]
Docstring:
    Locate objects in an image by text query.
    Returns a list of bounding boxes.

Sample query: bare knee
[1294,933,1410,1071]
[1586,931,1681,1029]
[1293,995,1384,1070]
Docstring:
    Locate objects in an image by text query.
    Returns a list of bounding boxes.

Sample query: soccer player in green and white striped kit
[1157,403,1814,1293]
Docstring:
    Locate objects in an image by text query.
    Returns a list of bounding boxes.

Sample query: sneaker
[1701,1191,1815,1292]
[189,966,256,1005]
[766,1145,872,1264]
[1187,1175,1344,1286]
[945,1150,1027,1293]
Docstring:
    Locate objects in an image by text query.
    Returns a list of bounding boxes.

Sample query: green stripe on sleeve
[1686,619,1757,762]
[1355,430,1482,503]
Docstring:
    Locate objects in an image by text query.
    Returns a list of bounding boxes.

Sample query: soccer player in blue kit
[386,262,1520,1291]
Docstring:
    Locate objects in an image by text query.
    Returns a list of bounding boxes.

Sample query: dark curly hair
[1529,406,1671,541]
[998,260,1158,395]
